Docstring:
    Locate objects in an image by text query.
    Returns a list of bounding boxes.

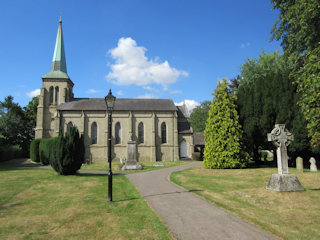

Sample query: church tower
[35,18,74,139]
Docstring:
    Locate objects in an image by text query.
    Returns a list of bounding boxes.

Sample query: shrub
[50,126,85,175]
[39,137,58,165]
[30,139,41,162]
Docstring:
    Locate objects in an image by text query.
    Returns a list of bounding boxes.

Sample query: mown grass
[81,160,187,172]
[171,166,320,240]
[0,161,173,240]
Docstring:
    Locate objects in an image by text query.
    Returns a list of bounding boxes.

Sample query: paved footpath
[126,162,279,240]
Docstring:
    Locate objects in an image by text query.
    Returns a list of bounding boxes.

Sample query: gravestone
[266,124,304,192]
[296,157,303,173]
[122,137,142,170]
[309,157,318,172]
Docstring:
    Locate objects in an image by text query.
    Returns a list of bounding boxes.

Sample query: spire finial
[59,12,62,23]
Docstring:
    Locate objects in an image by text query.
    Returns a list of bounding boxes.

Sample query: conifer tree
[204,78,249,169]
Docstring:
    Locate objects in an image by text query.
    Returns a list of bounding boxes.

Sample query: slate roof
[194,132,205,146]
[177,105,189,119]
[57,98,177,111]
[178,121,193,134]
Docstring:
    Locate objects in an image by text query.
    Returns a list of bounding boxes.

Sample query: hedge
[39,137,59,165]
[30,139,41,162]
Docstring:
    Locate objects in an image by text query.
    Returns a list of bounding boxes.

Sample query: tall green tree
[204,78,249,169]
[295,45,320,149]
[0,96,38,154]
[189,101,210,132]
[271,0,320,150]
[271,0,320,57]
[237,52,310,161]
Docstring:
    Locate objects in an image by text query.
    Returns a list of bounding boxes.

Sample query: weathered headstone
[122,138,142,170]
[309,157,318,172]
[266,124,304,192]
[296,157,303,173]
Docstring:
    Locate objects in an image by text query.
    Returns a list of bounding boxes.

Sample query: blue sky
[0,0,281,111]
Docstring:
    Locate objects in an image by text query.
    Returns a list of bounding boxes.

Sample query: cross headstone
[296,157,304,173]
[309,157,318,172]
[267,124,294,175]
[266,124,304,192]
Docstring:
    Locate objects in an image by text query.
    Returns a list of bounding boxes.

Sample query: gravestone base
[121,140,143,170]
[267,174,305,192]
[121,163,143,170]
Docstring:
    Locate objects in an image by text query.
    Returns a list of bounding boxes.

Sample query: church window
[91,122,97,144]
[138,122,144,144]
[49,86,54,104]
[67,122,73,132]
[65,88,68,102]
[55,86,59,104]
[161,122,167,144]
[115,122,121,144]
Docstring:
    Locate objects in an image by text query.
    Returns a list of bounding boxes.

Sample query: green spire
[51,18,67,73]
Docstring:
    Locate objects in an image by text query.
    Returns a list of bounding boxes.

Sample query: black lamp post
[105,89,116,202]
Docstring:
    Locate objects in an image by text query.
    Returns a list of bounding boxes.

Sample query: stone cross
[309,157,318,172]
[267,124,294,175]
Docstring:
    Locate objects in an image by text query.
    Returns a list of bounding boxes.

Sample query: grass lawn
[81,160,187,172]
[0,161,173,240]
[171,166,320,240]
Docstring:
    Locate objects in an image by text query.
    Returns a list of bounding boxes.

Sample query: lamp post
[105,89,116,202]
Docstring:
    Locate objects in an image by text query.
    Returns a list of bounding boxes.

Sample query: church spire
[51,18,67,73]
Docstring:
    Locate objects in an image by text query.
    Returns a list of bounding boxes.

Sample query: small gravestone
[266,124,304,192]
[296,157,303,173]
[309,157,318,172]
[122,137,142,170]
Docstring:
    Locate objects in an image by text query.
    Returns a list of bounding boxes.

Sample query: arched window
[65,88,68,102]
[91,122,97,144]
[115,122,121,144]
[138,122,144,144]
[161,122,167,144]
[49,86,54,104]
[55,86,59,104]
[67,122,73,132]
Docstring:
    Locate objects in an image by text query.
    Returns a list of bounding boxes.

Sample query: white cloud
[86,89,100,94]
[137,93,158,99]
[116,90,123,96]
[27,89,40,98]
[175,99,200,116]
[241,42,251,49]
[107,37,188,87]
[170,90,182,94]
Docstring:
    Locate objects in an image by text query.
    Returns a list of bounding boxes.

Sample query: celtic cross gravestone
[266,124,304,192]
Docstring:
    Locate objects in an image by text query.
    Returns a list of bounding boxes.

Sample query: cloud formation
[175,99,200,116]
[107,37,188,87]
[137,93,158,99]
[86,89,100,94]
[241,42,251,48]
[27,89,40,98]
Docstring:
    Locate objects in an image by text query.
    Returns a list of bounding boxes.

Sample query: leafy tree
[295,45,320,149]
[189,101,210,132]
[270,0,320,57]
[0,96,28,150]
[237,51,310,161]
[0,96,39,155]
[24,96,39,132]
[204,78,249,169]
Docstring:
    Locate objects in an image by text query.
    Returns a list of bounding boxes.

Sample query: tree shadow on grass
[76,172,125,177]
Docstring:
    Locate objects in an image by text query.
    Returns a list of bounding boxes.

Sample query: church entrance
[180,140,188,158]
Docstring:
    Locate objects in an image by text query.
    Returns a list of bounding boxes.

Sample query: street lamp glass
[105,89,116,111]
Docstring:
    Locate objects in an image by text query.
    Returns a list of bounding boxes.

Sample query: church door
[180,140,188,158]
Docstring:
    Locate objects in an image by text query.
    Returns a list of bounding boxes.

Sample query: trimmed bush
[50,126,85,175]
[39,137,58,165]
[30,139,41,162]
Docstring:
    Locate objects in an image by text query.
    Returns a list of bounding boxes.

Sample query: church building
[35,19,194,162]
